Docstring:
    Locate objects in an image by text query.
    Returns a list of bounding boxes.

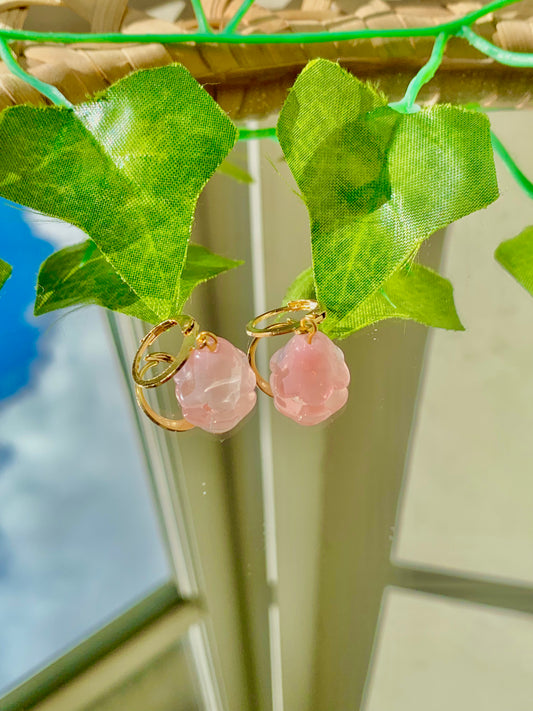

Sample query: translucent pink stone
[174,337,257,434]
[270,331,350,426]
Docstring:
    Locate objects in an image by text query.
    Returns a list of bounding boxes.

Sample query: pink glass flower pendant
[173,337,257,434]
[269,331,350,426]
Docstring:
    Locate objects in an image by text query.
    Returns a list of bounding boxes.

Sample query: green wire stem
[222,0,255,34]
[460,24,533,66]
[0,0,527,114]
[491,131,533,199]
[390,32,450,113]
[0,38,72,108]
[448,0,521,26]
[190,0,213,34]
[0,0,520,45]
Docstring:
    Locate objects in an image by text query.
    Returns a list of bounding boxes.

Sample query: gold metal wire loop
[132,315,199,388]
[196,331,218,352]
[134,359,195,432]
[299,314,318,342]
[246,299,325,338]
[246,299,326,397]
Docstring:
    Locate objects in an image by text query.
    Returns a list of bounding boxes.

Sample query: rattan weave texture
[0,0,532,116]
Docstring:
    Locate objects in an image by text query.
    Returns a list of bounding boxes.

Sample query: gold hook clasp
[196,331,218,352]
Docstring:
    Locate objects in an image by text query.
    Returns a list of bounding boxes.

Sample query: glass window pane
[393,112,533,586]
[85,639,203,711]
[364,588,533,711]
[0,204,171,693]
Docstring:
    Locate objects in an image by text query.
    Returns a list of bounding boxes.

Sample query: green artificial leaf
[177,244,243,308]
[285,262,464,338]
[0,64,238,320]
[217,159,253,183]
[0,258,12,292]
[35,240,242,322]
[277,59,498,324]
[284,266,316,302]
[495,226,533,295]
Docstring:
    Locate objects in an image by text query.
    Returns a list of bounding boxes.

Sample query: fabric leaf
[495,226,533,295]
[284,266,316,302]
[0,258,11,293]
[0,64,238,320]
[35,241,242,322]
[285,262,464,338]
[218,159,253,183]
[277,59,498,320]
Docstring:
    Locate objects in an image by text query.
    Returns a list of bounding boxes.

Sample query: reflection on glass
[0,203,170,693]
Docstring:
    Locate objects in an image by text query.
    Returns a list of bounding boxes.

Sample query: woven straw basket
[0,0,533,116]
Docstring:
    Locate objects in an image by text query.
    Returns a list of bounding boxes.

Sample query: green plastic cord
[460,25,533,66]
[491,131,533,199]
[0,0,532,201]
[190,0,213,34]
[238,127,277,141]
[1,0,529,115]
[449,0,522,26]
[390,32,450,113]
[0,38,72,108]
[221,0,255,34]
[0,0,521,45]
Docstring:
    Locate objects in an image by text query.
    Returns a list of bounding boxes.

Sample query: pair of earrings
[132,300,350,434]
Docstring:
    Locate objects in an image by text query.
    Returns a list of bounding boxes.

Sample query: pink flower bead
[269,331,350,426]
[174,337,257,434]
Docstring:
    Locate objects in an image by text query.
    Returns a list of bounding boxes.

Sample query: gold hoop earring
[133,316,257,434]
[132,316,200,432]
[246,299,350,426]
[247,299,326,395]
